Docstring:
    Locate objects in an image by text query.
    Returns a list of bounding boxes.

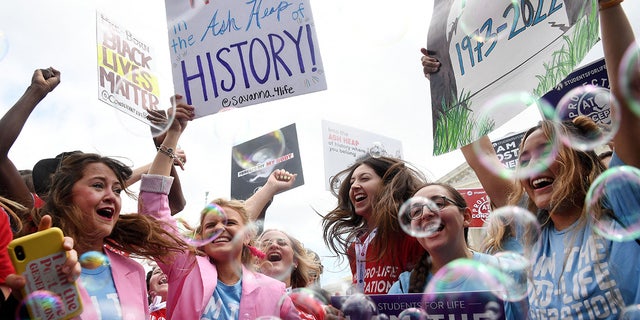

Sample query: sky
[1,0,639,288]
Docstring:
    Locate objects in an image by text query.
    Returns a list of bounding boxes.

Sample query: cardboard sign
[428,0,599,155]
[96,11,162,124]
[164,0,326,118]
[321,120,403,192]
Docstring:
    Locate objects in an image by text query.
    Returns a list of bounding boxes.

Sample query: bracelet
[599,0,623,11]
[157,144,184,167]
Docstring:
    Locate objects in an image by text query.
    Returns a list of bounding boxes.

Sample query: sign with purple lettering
[230,123,304,201]
[331,292,505,319]
[428,1,599,155]
[164,0,326,118]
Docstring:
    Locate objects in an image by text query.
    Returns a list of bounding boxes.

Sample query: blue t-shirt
[528,152,640,319]
[201,279,242,320]
[81,264,122,319]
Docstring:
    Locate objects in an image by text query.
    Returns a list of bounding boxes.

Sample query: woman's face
[202,206,246,263]
[258,230,296,283]
[518,129,561,211]
[148,267,168,301]
[412,185,469,253]
[349,164,383,220]
[70,162,122,239]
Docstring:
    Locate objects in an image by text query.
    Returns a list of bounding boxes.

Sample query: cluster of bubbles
[463,39,640,245]
[382,40,640,315]
[368,142,387,158]
[395,202,541,316]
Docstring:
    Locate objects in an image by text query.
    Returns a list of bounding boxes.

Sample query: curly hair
[322,156,428,263]
[20,153,187,261]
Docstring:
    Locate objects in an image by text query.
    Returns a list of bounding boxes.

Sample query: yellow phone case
[7,227,83,319]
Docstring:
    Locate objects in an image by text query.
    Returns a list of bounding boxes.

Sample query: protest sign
[331,292,505,319]
[164,0,326,118]
[458,188,491,228]
[492,131,526,169]
[428,0,599,155]
[541,58,613,124]
[321,120,403,192]
[97,11,162,125]
[230,123,304,200]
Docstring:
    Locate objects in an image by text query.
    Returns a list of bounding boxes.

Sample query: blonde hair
[508,116,606,226]
[197,198,259,266]
[0,196,25,234]
[258,229,322,288]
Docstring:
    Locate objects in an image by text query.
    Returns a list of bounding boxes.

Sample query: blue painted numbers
[454,0,564,76]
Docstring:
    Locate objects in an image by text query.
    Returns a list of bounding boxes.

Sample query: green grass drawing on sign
[534,2,600,97]
[434,89,495,154]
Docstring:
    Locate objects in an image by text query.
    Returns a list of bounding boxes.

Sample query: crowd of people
[1,0,639,319]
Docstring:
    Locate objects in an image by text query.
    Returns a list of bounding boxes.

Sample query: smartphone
[7,227,83,319]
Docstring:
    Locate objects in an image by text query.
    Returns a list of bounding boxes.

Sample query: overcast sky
[2,0,639,286]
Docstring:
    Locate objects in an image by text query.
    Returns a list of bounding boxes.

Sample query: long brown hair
[1,196,25,234]
[21,153,187,260]
[508,116,606,226]
[322,156,427,262]
[407,183,469,293]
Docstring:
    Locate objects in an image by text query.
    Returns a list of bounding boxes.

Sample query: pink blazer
[139,174,300,320]
[78,248,149,320]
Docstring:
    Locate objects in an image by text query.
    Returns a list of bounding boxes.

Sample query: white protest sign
[428,0,599,155]
[322,120,403,192]
[165,0,326,118]
[96,11,161,124]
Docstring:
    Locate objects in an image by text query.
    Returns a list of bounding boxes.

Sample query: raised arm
[244,169,297,223]
[144,107,190,215]
[138,95,193,227]
[460,137,516,208]
[599,1,640,167]
[420,49,515,207]
[154,140,187,215]
[0,68,60,208]
[147,95,193,177]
